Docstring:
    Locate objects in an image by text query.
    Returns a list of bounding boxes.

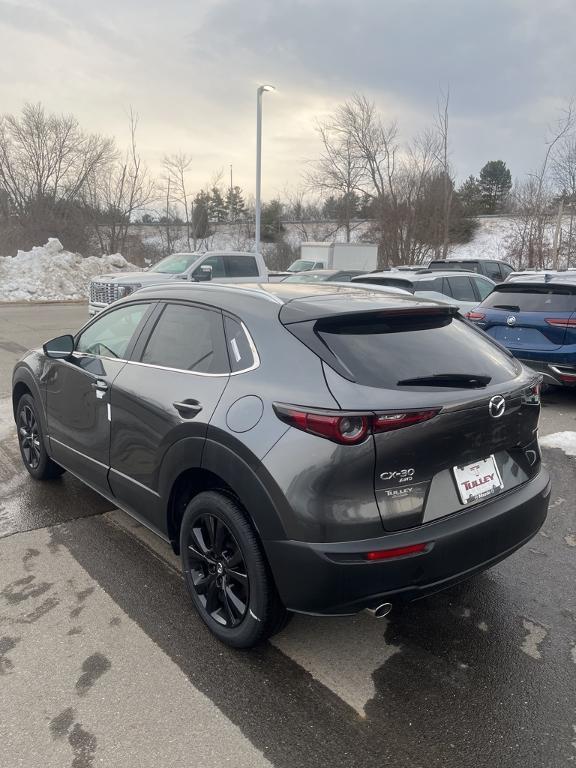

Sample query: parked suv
[466,278,576,386]
[88,250,268,315]
[13,283,550,647]
[351,270,495,312]
[427,259,514,282]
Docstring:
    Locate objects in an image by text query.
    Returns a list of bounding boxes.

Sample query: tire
[180,491,290,648]
[16,394,65,481]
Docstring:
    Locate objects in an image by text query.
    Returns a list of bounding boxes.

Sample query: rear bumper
[265,468,551,615]
[518,358,576,387]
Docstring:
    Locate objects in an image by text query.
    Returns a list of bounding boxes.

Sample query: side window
[446,276,476,301]
[76,303,150,359]
[140,304,229,374]
[224,317,256,372]
[193,255,226,279]
[472,277,494,300]
[225,255,259,277]
[484,262,502,281]
[441,277,452,297]
[500,264,514,278]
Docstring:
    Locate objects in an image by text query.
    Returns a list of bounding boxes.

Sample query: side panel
[108,362,228,532]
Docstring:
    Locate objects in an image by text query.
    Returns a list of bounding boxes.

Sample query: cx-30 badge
[489,395,506,419]
[507,316,517,326]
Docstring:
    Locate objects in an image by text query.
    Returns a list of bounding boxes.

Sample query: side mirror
[194,264,213,282]
[43,334,75,360]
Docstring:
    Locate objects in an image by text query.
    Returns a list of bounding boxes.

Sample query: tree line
[0,99,574,269]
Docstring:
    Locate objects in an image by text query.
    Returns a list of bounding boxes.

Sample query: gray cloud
[0,0,574,192]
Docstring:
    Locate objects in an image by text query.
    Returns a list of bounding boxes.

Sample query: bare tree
[0,102,115,252]
[552,133,576,267]
[434,88,452,259]
[87,109,156,255]
[306,115,365,241]
[507,103,574,268]
[163,152,193,250]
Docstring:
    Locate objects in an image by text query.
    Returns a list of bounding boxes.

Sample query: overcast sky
[0,0,575,199]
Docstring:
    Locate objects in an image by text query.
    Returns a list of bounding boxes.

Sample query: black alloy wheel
[185,513,249,627]
[18,404,41,469]
[180,491,290,648]
[16,394,65,480]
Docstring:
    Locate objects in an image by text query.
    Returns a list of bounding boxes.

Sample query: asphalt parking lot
[0,302,575,768]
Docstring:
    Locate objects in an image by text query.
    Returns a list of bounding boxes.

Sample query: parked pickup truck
[88,251,268,315]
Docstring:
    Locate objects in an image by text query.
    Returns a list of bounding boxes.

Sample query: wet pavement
[0,303,575,767]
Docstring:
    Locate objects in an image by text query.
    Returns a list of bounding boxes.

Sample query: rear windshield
[312,312,519,388]
[481,285,576,312]
[429,261,479,272]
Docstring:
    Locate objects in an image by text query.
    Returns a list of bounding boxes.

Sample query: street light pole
[255,84,275,255]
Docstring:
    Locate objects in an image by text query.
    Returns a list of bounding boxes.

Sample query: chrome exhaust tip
[365,602,393,619]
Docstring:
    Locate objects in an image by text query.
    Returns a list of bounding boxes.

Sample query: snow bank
[0,239,137,302]
[539,431,576,457]
[449,217,518,261]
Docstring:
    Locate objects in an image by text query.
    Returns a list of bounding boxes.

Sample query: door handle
[173,400,203,418]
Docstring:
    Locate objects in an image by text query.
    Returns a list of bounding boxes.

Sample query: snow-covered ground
[450,217,518,261]
[539,431,576,457]
[0,239,137,302]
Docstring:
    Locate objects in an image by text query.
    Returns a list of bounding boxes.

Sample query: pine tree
[457,175,483,216]
[261,199,284,242]
[478,160,512,214]
[209,186,227,222]
[225,185,247,221]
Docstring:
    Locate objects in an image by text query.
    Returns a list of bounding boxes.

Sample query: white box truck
[287,242,378,272]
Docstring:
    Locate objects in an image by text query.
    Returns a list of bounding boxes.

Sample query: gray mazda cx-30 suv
[12,283,551,647]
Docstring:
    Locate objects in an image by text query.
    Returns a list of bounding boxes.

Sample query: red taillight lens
[545,318,576,327]
[466,311,485,321]
[274,405,439,444]
[372,410,439,433]
[366,542,429,561]
[274,407,370,445]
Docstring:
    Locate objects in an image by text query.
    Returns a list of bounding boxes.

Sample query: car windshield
[287,260,317,272]
[149,253,198,274]
[481,285,576,312]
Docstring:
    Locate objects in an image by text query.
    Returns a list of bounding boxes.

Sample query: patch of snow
[449,217,518,261]
[0,240,137,302]
[539,431,576,457]
[521,619,547,660]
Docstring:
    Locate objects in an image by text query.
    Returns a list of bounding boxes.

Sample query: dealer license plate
[453,456,503,505]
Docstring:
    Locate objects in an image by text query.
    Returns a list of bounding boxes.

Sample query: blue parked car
[467,277,576,387]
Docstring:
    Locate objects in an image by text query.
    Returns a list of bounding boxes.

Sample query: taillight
[273,405,439,445]
[545,318,576,327]
[372,410,439,433]
[466,311,485,321]
[365,542,430,561]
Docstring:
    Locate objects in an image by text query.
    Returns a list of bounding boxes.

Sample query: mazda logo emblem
[489,395,506,419]
[507,316,516,326]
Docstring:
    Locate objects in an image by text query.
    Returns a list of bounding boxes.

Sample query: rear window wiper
[397,373,492,388]
[492,304,520,311]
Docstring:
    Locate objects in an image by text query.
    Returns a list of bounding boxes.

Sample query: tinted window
[481,286,576,312]
[449,261,479,273]
[484,262,502,281]
[314,313,517,388]
[193,255,225,279]
[446,276,476,301]
[224,317,255,372]
[412,279,440,291]
[76,303,149,358]
[225,255,259,277]
[472,276,494,300]
[141,304,229,373]
[500,264,514,277]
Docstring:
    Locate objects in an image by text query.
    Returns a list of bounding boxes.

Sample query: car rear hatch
[472,282,576,354]
[281,296,542,532]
